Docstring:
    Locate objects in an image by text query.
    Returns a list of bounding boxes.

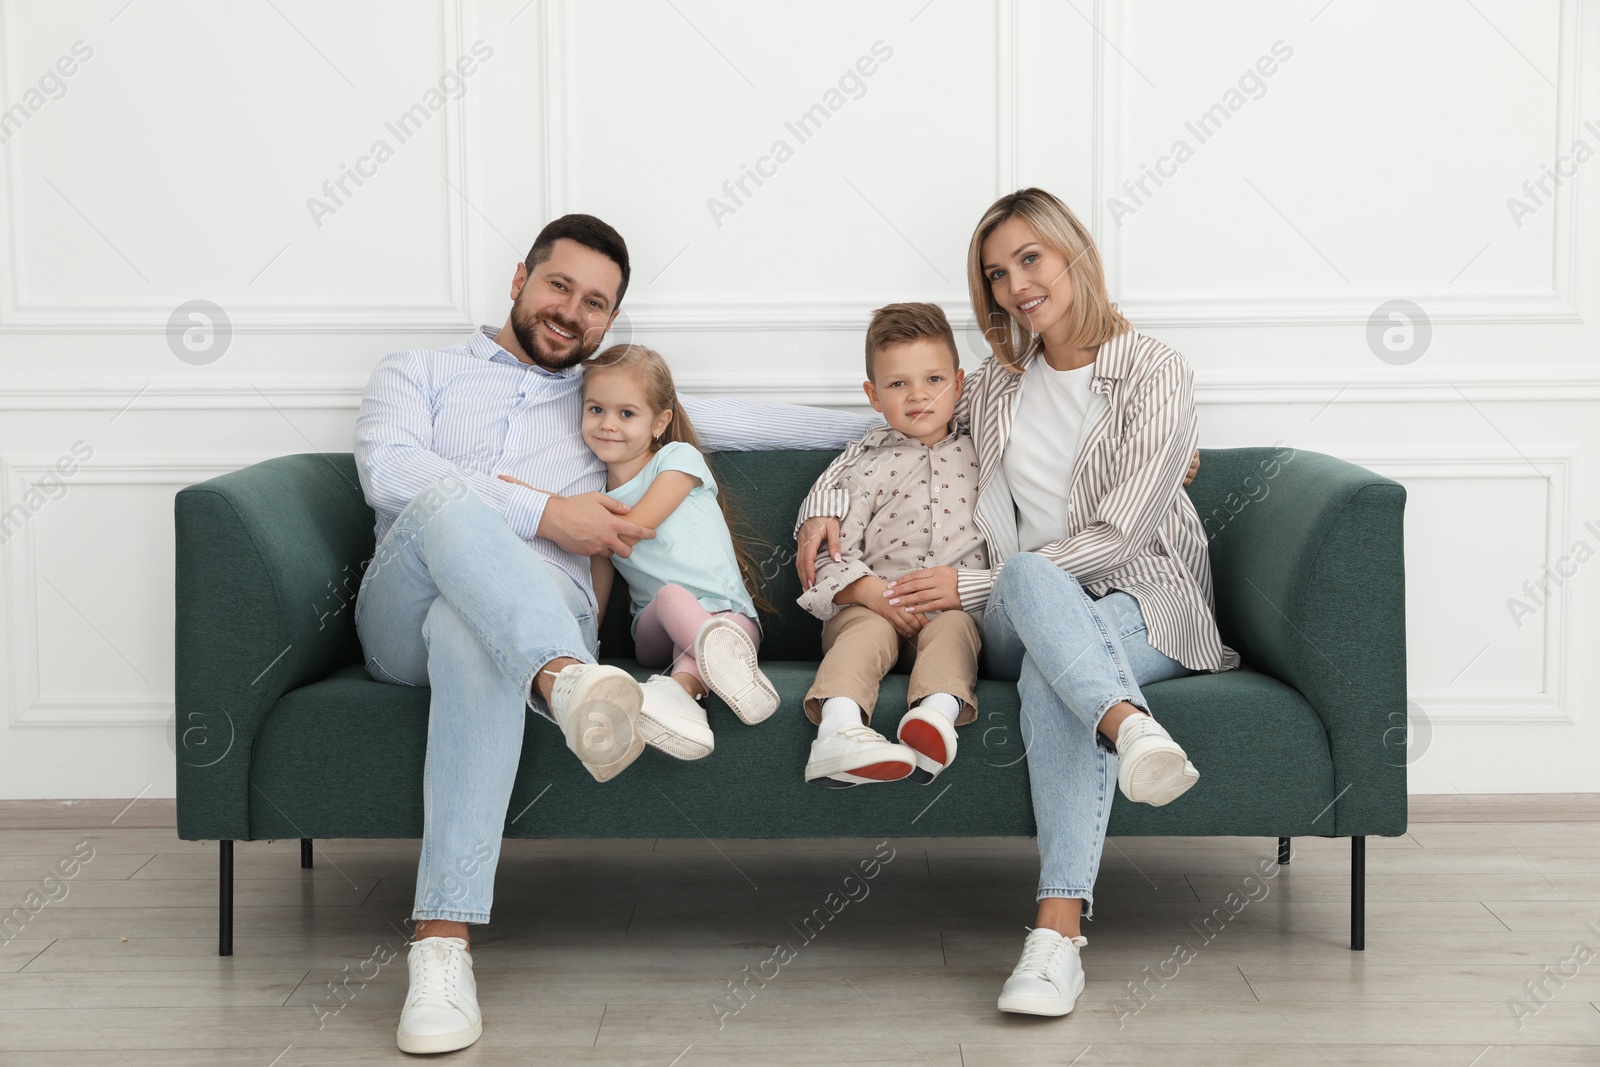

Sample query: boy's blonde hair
[966,187,1130,373]
[582,344,774,615]
[864,302,959,381]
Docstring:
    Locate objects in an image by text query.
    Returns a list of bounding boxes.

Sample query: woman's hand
[796,516,842,589]
[886,567,961,614]
[837,575,923,638]
[1184,449,1200,486]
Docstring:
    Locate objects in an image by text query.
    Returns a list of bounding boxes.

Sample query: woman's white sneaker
[694,618,779,724]
[546,663,645,782]
[396,936,482,1054]
[1114,712,1199,806]
[805,725,917,787]
[638,675,715,760]
[997,928,1087,1016]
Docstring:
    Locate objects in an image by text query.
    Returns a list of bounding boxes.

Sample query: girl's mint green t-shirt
[606,441,758,630]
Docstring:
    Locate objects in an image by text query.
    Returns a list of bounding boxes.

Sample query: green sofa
[174,447,1407,955]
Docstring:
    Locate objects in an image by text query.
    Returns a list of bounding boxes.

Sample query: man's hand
[796,515,842,590]
[837,574,923,639]
[886,566,961,615]
[1184,449,1201,487]
[514,480,654,558]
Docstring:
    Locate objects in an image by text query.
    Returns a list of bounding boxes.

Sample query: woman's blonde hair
[966,187,1130,373]
[582,344,776,615]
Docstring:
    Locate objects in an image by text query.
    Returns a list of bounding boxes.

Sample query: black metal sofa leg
[1351,836,1365,951]
[1278,837,1291,865]
[219,841,233,957]
[301,838,313,869]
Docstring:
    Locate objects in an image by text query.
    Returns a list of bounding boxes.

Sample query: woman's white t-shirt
[1002,357,1107,553]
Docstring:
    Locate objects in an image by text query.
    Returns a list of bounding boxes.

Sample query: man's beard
[510,302,601,371]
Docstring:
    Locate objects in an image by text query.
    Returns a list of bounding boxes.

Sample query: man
[352,214,876,1054]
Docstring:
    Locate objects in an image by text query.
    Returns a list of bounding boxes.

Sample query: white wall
[1,0,1596,798]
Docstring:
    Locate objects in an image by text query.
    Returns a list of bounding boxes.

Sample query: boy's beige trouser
[803,605,980,726]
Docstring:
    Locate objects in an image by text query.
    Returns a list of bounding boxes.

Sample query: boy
[797,303,987,787]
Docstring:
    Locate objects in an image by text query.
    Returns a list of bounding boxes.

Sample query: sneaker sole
[1119,743,1199,806]
[396,1020,483,1054]
[898,718,953,785]
[637,708,713,761]
[563,674,646,782]
[805,758,915,787]
[997,970,1085,1016]
[696,622,780,725]
[996,990,1078,1016]
[807,774,857,789]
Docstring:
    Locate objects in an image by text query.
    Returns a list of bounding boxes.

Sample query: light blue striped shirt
[354,325,879,610]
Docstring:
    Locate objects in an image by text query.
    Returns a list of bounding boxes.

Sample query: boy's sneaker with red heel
[804,725,917,787]
[897,706,958,784]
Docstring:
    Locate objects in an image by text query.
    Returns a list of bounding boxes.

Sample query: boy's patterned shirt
[797,423,988,621]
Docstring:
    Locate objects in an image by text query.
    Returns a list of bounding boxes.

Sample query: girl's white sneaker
[694,618,779,724]
[639,675,715,760]
[997,928,1087,1016]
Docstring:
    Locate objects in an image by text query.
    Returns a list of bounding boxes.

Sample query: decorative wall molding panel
[4,453,279,727]
[0,0,1596,795]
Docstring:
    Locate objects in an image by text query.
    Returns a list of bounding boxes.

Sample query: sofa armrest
[174,453,375,840]
[1190,447,1408,837]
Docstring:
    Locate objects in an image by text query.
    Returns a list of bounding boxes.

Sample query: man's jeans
[354,478,597,923]
[979,552,1192,918]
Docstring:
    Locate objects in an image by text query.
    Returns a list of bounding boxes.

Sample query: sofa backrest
[317,448,1287,665]
[595,447,1287,662]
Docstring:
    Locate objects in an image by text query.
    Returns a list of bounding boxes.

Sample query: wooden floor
[0,798,1597,1065]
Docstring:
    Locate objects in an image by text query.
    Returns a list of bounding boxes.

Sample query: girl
[579,343,780,761]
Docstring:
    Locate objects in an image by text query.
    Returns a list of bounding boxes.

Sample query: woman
[797,188,1237,1016]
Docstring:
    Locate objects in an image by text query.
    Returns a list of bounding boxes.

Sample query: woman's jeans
[980,552,1192,918]
[354,479,598,923]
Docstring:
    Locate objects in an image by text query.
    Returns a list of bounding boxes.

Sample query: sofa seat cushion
[247,663,1334,841]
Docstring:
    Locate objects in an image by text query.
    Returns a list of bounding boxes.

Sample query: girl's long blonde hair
[966,187,1130,373]
[582,344,776,615]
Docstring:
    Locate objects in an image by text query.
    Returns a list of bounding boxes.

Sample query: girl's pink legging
[635,583,760,688]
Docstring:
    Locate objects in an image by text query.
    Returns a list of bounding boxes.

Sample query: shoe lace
[836,725,889,744]
[411,940,463,1003]
[1114,713,1161,751]
[1015,932,1061,976]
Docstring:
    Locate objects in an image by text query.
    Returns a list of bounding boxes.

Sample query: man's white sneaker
[546,663,645,782]
[396,936,482,1054]
[639,675,715,760]
[997,928,1087,1016]
[1114,712,1199,806]
[804,725,917,788]
[897,706,958,784]
[694,618,779,725]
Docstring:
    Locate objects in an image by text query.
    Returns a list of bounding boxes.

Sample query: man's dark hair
[524,214,631,308]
